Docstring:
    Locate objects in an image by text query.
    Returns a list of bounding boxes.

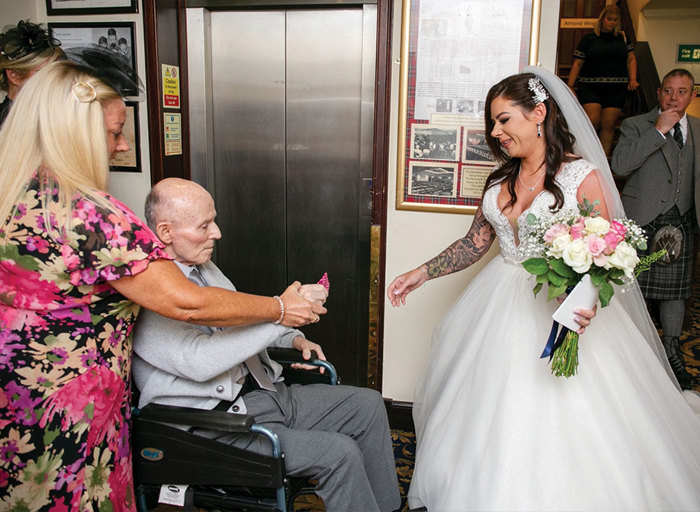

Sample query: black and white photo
[408,162,458,197]
[410,124,460,161]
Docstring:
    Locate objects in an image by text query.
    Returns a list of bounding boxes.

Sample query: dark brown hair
[483,72,577,212]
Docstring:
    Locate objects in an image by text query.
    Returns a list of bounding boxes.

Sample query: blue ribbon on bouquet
[540,284,575,361]
[540,321,570,360]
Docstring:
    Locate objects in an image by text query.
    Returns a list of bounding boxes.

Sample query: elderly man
[132,178,401,512]
[612,68,699,389]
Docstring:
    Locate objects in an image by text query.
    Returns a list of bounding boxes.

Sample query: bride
[388,67,700,511]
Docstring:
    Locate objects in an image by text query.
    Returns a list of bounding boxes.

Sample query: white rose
[547,234,573,258]
[608,241,639,279]
[584,217,610,237]
[562,239,592,273]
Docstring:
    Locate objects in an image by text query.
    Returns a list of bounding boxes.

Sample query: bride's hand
[387,266,428,307]
[574,305,597,334]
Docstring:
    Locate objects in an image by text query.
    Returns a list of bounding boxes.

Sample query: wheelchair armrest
[135,403,254,432]
[267,347,339,385]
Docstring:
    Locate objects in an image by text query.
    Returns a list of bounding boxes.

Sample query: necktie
[673,122,684,149]
[189,265,276,391]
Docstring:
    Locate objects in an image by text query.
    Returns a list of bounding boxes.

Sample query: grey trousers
[194,383,401,512]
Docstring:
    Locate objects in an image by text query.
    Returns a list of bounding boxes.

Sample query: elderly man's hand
[291,335,326,373]
[299,283,328,305]
[279,282,327,327]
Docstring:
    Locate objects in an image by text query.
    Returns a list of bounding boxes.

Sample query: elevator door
[187,7,376,385]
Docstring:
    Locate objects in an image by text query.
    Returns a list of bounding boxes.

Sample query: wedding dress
[407,158,700,511]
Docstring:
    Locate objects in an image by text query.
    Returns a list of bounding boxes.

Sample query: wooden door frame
[143,0,395,391]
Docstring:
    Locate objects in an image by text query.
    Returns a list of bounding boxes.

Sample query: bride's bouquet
[521,199,662,378]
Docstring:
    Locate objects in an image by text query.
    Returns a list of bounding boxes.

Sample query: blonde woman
[0,20,65,125]
[0,61,325,510]
[567,5,638,155]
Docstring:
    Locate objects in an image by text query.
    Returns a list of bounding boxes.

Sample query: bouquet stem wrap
[542,320,579,378]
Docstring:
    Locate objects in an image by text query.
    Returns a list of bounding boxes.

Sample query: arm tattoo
[423,208,496,279]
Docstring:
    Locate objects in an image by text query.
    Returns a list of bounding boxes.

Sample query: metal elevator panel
[187,7,375,385]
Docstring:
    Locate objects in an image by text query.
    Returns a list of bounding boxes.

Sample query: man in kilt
[612,68,699,389]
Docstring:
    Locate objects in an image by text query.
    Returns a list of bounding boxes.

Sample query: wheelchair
[132,348,339,512]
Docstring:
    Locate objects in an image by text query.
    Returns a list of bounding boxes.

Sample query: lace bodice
[482,159,596,263]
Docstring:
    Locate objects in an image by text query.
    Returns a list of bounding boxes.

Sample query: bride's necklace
[518,163,545,192]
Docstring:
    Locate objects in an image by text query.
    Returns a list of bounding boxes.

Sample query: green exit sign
[678,45,700,62]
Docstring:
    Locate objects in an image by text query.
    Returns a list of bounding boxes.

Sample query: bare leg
[582,103,602,132]
[599,107,622,156]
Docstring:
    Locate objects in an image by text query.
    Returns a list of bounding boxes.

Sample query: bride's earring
[537,122,542,138]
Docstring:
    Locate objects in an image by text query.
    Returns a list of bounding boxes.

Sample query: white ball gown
[407,159,700,512]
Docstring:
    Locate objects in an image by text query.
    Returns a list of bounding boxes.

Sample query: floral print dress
[0,176,170,511]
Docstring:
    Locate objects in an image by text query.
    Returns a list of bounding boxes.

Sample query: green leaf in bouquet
[598,280,614,308]
[533,282,543,296]
[547,269,567,287]
[525,213,538,226]
[578,196,600,217]
[523,258,549,276]
[536,273,549,283]
[590,274,605,287]
[549,258,576,278]
[610,276,624,286]
[547,283,568,301]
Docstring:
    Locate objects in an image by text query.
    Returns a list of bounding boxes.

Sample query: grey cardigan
[132,259,302,410]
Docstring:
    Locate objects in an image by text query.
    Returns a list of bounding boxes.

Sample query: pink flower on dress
[0,260,62,310]
[544,223,570,243]
[603,220,627,253]
[40,367,127,452]
[26,236,50,254]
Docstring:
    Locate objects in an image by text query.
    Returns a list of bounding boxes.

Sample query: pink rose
[544,223,570,243]
[570,218,585,240]
[603,221,626,253]
[585,235,607,256]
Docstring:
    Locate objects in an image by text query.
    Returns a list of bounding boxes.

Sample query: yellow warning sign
[162,64,180,109]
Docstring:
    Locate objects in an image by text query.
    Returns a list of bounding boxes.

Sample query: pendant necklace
[518,163,545,191]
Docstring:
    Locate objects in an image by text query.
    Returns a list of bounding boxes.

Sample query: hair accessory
[528,77,548,105]
[72,81,97,103]
[537,122,542,138]
[64,45,142,98]
[0,20,60,61]
[273,295,285,325]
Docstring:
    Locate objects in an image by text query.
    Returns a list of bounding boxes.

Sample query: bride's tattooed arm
[422,207,496,279]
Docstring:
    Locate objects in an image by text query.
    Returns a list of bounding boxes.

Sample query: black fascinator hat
[0,20,61,62]
[64,45,143,98]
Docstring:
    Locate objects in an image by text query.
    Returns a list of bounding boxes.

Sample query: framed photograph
[408,162,458,198]
[49,22,136,74]
[410,124,460,161]
[46,0,138,16]
[462,129,496,166]
[109,101,140,173]
[396,0,540,213]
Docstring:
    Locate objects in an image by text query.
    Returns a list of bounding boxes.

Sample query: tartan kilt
[637,207,695,300]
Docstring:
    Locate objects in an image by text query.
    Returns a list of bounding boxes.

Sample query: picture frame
[396,0,541,214]
[49,22,137,96]
[109,101,141,173]
[46,0,138,16]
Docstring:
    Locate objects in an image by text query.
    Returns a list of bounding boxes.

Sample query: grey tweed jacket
[612,108,700,227]
[132,259,302,410]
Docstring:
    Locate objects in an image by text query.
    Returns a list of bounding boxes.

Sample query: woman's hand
[387,266,428,307]
[573,305,597,334]
[627,78,639,91]
[279,282,327,327]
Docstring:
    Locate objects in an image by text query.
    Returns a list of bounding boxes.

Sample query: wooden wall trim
[384,399,414,431]
[368,0,394,392]
[143,0,163,184]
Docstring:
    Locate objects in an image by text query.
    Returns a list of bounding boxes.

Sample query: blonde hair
[0,60,122,239]
[594,5,622,37]
[0,46,65,92]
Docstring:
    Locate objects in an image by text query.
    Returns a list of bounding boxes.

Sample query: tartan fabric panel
[637,207,695,300]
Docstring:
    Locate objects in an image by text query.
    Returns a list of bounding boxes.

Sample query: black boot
[662,336,697,390]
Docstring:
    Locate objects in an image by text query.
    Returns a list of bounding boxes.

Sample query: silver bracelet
[273,295,285,324]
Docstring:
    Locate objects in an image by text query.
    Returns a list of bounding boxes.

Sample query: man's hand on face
[291,335,326,373]
[655,109,683,135]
